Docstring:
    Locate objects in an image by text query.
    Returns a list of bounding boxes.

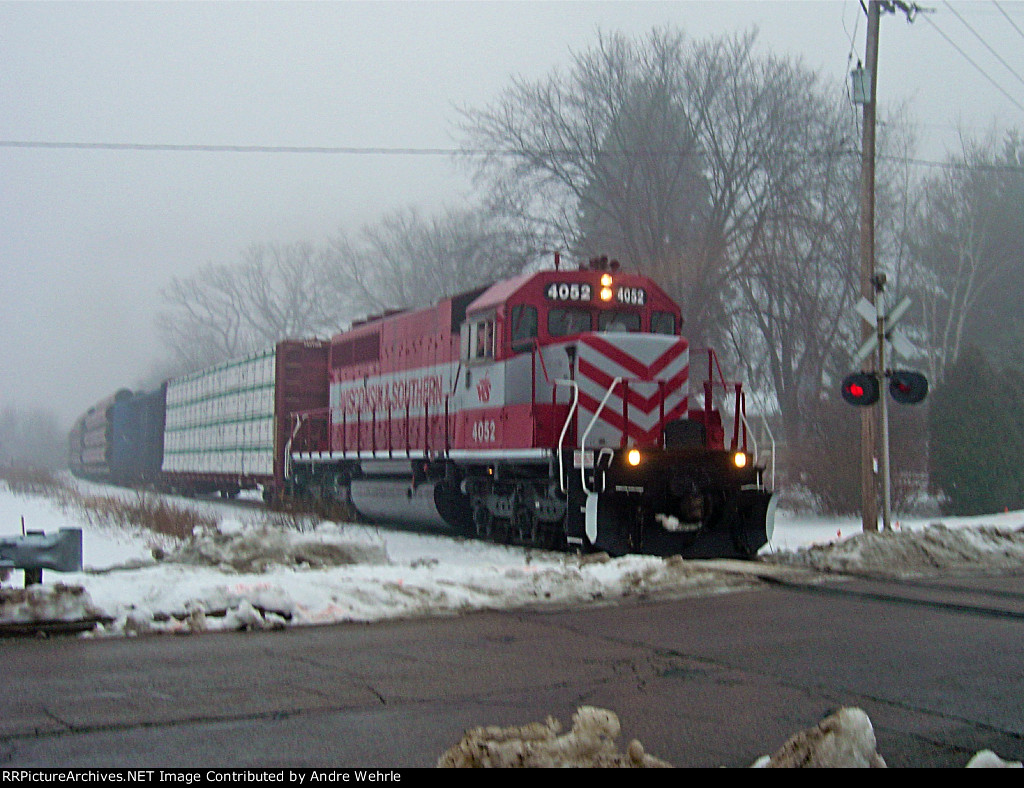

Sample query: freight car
[70,259,774,558]
[69,388,138,483]
[70,340,328,498]
[160,340,328,498]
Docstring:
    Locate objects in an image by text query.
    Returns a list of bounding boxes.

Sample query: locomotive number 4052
[471,419,496,443]
[546,282,592,302]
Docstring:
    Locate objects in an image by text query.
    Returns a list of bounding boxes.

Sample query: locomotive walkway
[2,566,1023,768]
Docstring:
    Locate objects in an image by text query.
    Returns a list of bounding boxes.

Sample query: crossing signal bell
[889,370,928,405]
[841,373,880,407]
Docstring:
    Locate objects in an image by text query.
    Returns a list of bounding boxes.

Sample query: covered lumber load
[161,340,328,497]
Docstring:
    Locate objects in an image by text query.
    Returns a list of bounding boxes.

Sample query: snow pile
[767,522,1024,576]
[439,706,1022,768]
[83,538,754,637]
[752,707,886,768]
[966,750,1023,768]
[438,706,671,768]
[167,520,390,572]
[0,582,104,624]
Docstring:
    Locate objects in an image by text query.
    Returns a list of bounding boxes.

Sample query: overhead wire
[943,1,1024,89]
[919,9,1024,114]
[1,138,1021,173]
[0,140,464,155]
[993,1,1024,42]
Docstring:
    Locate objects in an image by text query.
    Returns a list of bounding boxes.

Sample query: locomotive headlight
[600,287,614,301]
[600,273,613,287]
[627,449,642,467]
[733,451,748,469]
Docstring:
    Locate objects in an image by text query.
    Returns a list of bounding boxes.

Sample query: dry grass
[2,463,356,542]
[265,497,360,531]
[0,465,69,496]
[74,492,217,540]
[2,464,217,540]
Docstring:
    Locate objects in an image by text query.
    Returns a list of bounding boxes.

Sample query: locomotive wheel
[490,518,512,545]
[473,504,492,539]
[512,505,537,546]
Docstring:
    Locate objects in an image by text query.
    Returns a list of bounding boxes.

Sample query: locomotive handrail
[740,411,776,490]
[691,347,751,453]
[579,376,622,495]
[553,379,579,493]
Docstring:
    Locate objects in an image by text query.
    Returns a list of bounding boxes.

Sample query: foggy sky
[2,1,1023,426]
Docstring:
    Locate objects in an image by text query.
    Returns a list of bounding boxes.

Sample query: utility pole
[858,0,882,534]
[855,0,925,534]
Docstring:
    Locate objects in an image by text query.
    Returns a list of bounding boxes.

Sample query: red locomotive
[289,257,774,557]
[70,257,774,558]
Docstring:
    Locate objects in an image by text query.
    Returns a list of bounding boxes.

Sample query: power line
[993,1,1024,42]
[944,1,1024,89]
[0,140,466,155]
[920,11,1024,114]
[1,138,1022,173]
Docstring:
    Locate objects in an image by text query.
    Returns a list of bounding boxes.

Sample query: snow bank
[438,706,671,768]
[4,477,1024,639]
[766,522,1024,576]
[439,706,1022,768]
[0,583,104,625]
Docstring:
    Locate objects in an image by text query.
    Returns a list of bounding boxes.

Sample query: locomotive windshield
[597,310,641,332]
[548,307,592,337]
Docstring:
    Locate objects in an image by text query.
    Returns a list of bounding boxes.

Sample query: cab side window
[463,316,496,362]
[510,304,538,352]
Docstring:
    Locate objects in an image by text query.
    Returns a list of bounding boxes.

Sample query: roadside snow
[2,477,1023,636]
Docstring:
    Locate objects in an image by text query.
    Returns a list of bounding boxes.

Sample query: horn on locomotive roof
[582,255,620,272]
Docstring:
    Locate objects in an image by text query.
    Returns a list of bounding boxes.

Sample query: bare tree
[908,132,1024,384]
[460,27,865,357]
[324,206,540,315]
[725,62,866,442]
[461,29,719,338]
[157,241,343,371]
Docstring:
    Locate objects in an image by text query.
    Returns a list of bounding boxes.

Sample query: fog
[2,1,1022,426]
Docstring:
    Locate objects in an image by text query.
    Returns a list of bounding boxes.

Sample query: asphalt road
[2,567,1023,768]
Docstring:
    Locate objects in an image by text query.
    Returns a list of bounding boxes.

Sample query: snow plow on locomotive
[288,259,775,558]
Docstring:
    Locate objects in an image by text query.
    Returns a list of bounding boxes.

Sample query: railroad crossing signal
[888,369,928,405]
[845,291,928,407]
[841,372,880,406]
[844,283,928,535]
[853,295,916,365]
[841,369,928,407]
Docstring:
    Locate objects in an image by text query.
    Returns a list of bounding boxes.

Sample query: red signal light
[888,370,928,405]
[841,373,880,406]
